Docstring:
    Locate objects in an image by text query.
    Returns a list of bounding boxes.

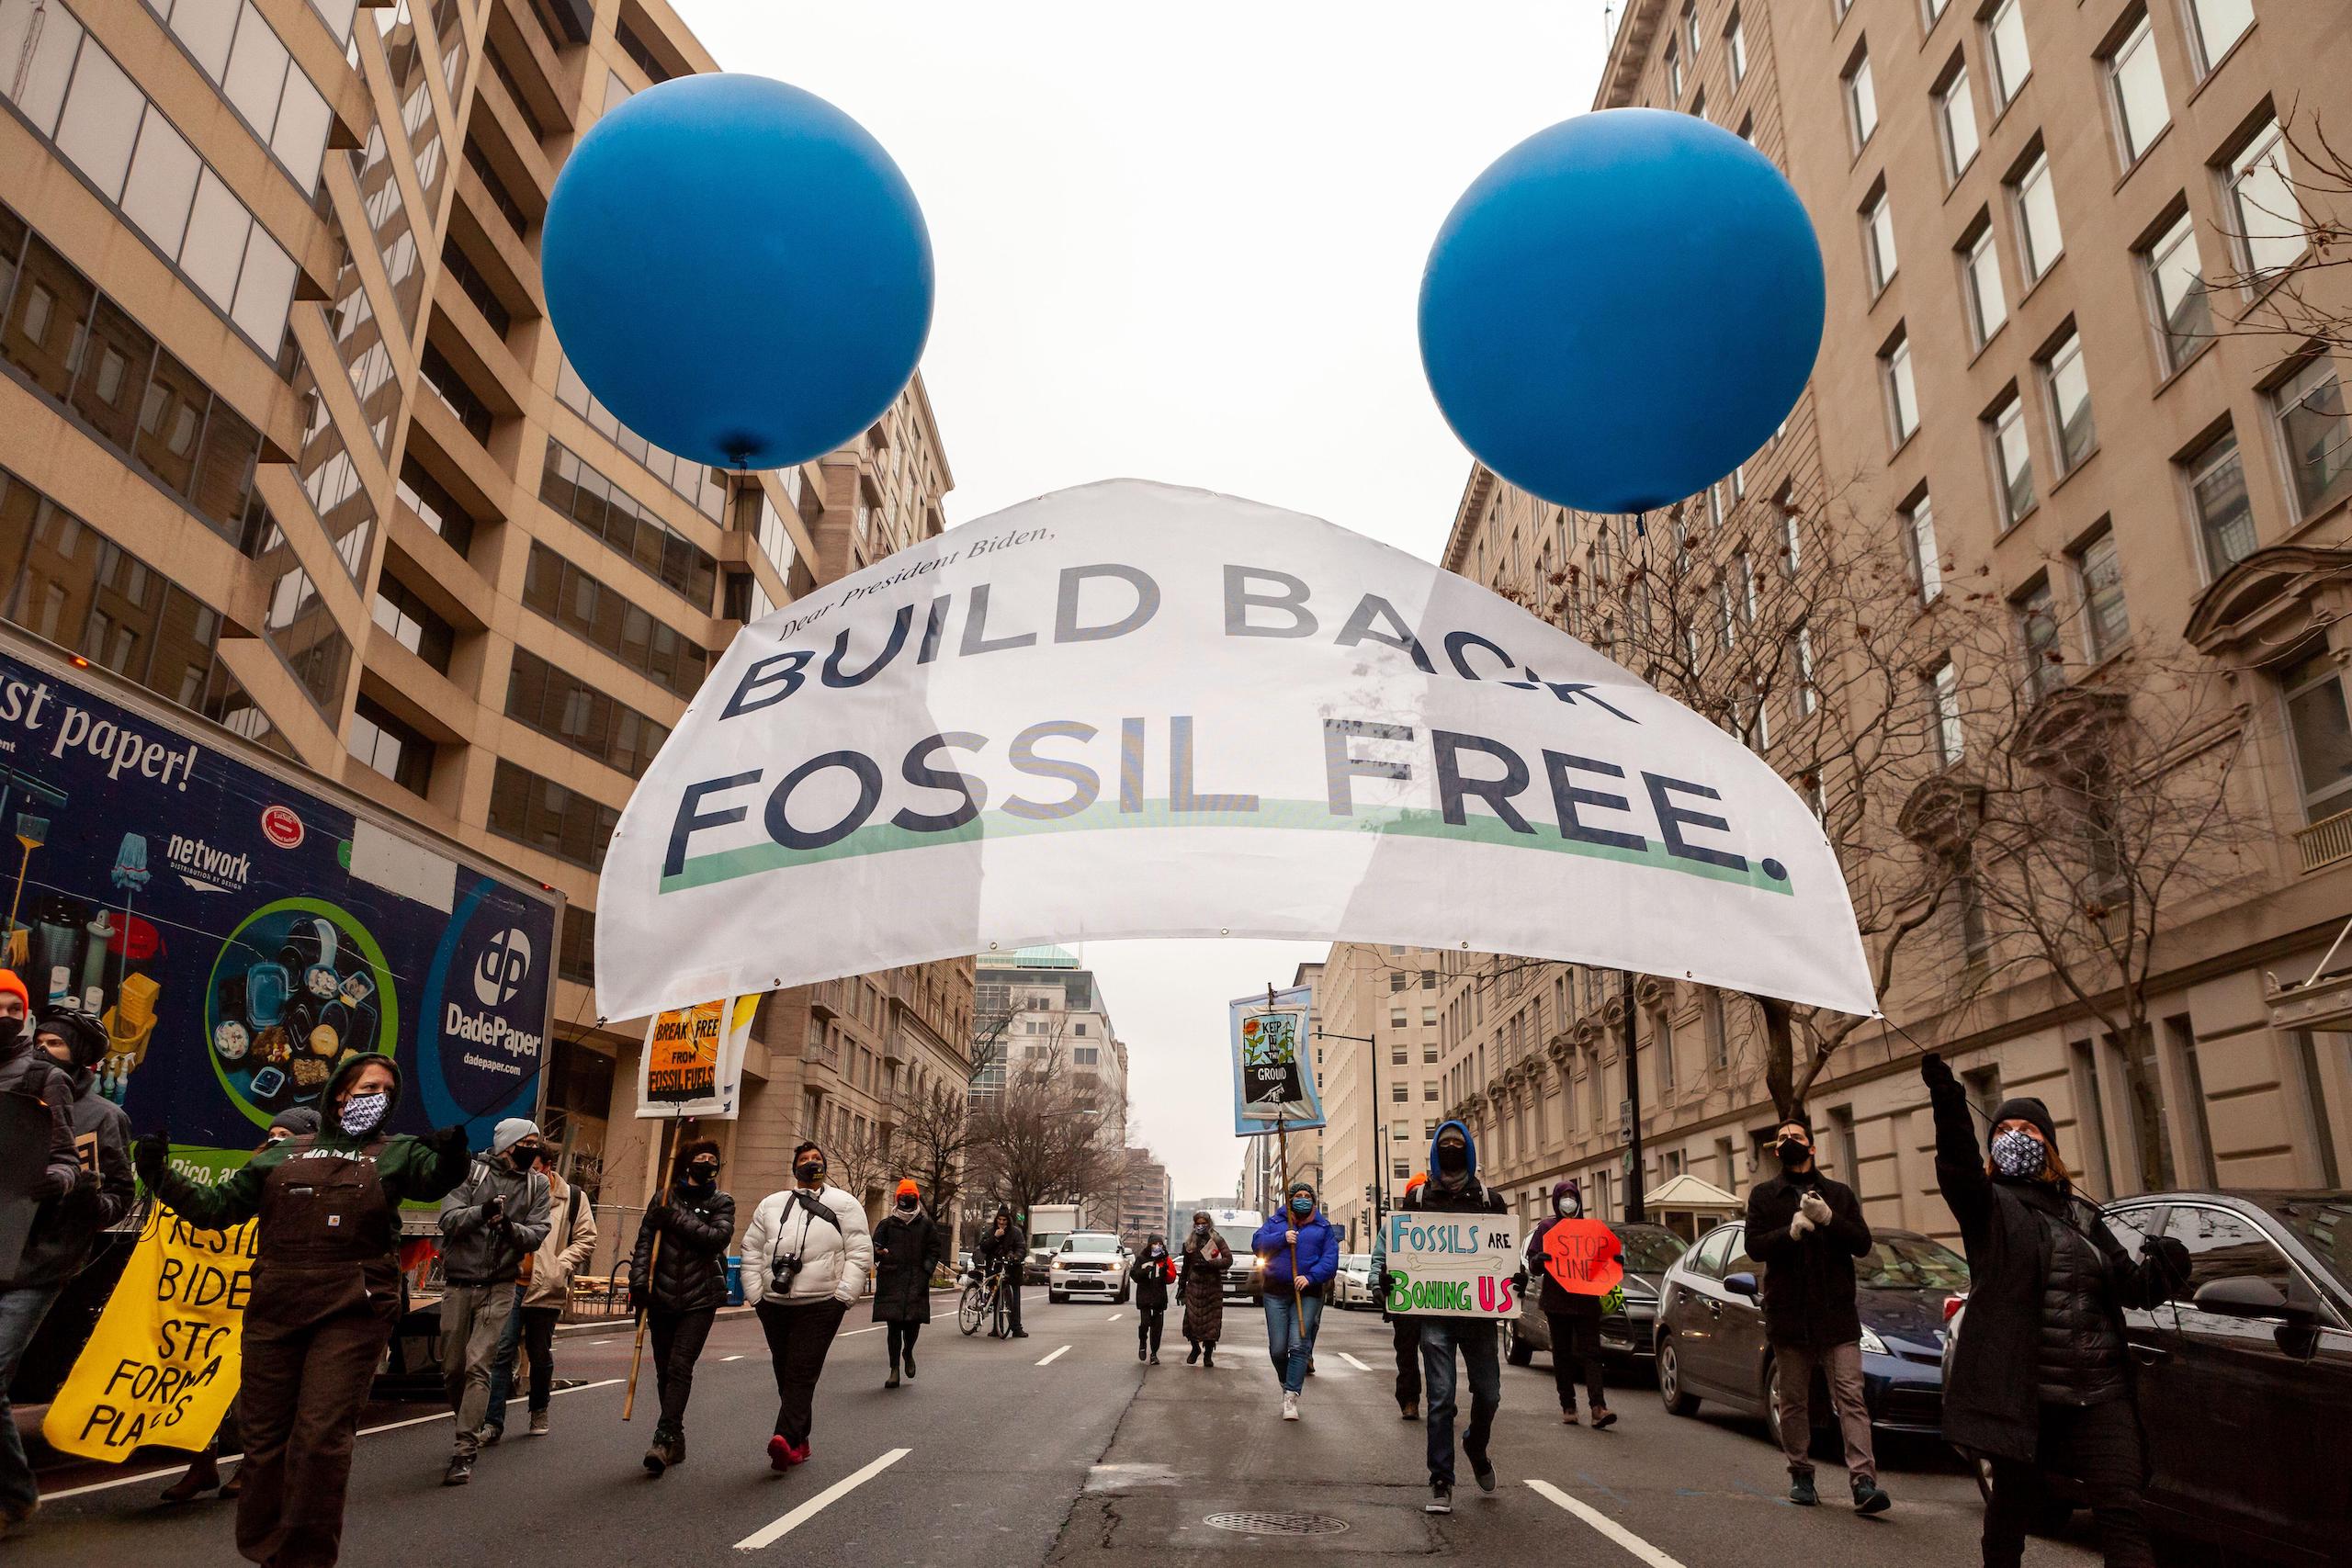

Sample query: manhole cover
[1204,1511,1351,1537]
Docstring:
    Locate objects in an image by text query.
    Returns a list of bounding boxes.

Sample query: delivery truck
[0,629,561,1399]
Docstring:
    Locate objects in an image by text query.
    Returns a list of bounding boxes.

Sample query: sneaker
[666,1429,686,1467]
[1472,1460,1497,1495]
[1400,1402,1419,1421]
[443,1456,473,1487]
[1852,1478,1892,1516]
[1789,1473,1818,1506]
[1281,1392,1300,1421]
[1012,1329,1029,1339]
[766,1435,794,1472]
[528,1410,549,1437]
[1137,1344,1147,1362]
[1148,1353,1160,1365]
[1425,1482,1453,1515]
[1590,1406,1618,1430]
[1561,1408,1579,1425]
[479,1424,502,1448]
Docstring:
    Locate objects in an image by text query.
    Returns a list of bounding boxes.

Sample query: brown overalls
[234,1135,400,1568]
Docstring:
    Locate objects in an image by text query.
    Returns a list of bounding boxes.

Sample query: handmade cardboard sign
[1382,1211,1520,1318]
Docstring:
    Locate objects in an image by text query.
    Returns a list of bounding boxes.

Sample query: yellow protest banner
[41,1206,255,1461]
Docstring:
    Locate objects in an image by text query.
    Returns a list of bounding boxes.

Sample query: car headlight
[1857,1326,1889,1355]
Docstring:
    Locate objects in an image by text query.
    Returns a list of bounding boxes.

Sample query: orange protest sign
[1540,1218,1624,1297]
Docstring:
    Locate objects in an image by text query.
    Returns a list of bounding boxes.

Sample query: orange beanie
[0,969,27,1012]
[895,1179,920,1199]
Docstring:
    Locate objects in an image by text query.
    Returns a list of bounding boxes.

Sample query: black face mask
[795,1162,824,1185]
[1436,1144,1469,1174]
[896,1197,916,1211]
[1776,1137,1810,1169]
[509,1145,540,1170]
[684,1165,717,1189]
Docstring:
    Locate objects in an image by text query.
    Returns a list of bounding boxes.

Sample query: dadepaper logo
[442,1003,543,1060]
[260,805,303,849]
[165,834,251,894]
[471,928,532,1007]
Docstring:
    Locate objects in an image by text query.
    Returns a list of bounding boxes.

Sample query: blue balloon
[542,74,933,471]
[1419,109,1824,514]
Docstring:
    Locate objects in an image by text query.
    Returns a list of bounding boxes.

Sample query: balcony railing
[2297,807,2352,873]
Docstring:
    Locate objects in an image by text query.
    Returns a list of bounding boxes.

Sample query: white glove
[1285,1229,1299,1246]
[1789,1211,1817,1239]
[1800,1190,1833,1226]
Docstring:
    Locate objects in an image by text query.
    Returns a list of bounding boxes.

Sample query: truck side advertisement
[0,647,559,1179]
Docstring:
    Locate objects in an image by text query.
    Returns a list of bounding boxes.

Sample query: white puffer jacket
[740,1183,872,1306]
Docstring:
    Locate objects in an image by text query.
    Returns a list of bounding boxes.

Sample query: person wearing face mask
[871,1179,943,1388]
[435,1118,551,1485]
[1177,1210,1230,1366]
[628,1139,732,1474]
[977,1203,1030,1339]
[1924,1055,2188,1568]
[1128,1235,1177,1363]
[741,1141,871,1469]
[1369,1171,1428,1421]
[162,1107,322,1505]
[1745,1113,1886,1512]
[1406,1121,1509,1514]
[135,1054,470,1568]
[1251,1179,1340,1420]
[1521,1179,1620,1427]
[481,1142,597,1444]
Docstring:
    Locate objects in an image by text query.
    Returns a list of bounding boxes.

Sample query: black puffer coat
[1129,1245,1176,1310]
[871,1208,944,1323]
[631,1187,736,1314]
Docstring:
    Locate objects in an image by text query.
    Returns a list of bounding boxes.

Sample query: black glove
[482,1194,505,1224]
[1920,1051,1959,1095]
[644,1201,670,1229]
[628,1286,646,1315]
[133,1130,170,1188]
[2143,1235,2191,1291]
[1374,1269,1392,1302]
[1511,1267,1530,1296]
[427,1124,470,1161]
[72,1166,97,1195]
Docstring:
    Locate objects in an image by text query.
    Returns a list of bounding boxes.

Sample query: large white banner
[595,480,1875,1022]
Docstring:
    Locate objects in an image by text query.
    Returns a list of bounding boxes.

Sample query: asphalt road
[20,1294,2104,1565]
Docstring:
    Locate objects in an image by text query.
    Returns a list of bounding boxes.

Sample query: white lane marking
[1339,1352,1374,1372]
[838,1325,881,1337]
[39,1380,626,1501]
[1105,1313,1123,1322]
[591,1338,615,1346]
[722,1354,745,1361]
[733,1446,911,1551]
[1035,1344,1072,1366]
[1527,1478,1690,1568]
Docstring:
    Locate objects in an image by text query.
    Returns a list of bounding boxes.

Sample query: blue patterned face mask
[339,1089,389,1137]
[1991,1127,2047,1179]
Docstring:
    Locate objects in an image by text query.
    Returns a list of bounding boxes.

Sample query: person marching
[134,1054,471,1568]
[1746,1114,1888,1513]
[481,1141,597,1443]
[435,1119,550,1485]
[741,1141,870,1469]
[977,1204,1029,1338]
[1370,1171,1427,1421]
[872,1178,943,1388]
[1,998,131,1535]
[629,1138,733,1476]
[163,1106,320,1504]
[1177,1210,1230,1367]
[1129,1235,1176,1363]
[1924,1054,2188,1568]
[1408,1120,1508,1514]
[1522,1178,1620,1428]
[1252,1180,1339,1421]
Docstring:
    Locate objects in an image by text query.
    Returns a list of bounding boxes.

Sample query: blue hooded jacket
[1408,1118,1504,1215]
[1253,1199,1340,1292]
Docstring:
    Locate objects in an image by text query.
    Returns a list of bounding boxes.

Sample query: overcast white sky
[678,2,1613,1202]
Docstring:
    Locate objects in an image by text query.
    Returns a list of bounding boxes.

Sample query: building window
[395,457,479,559]
[489,761,624,872]
[1861,186,1897,292]
[1930,659,1963,765]
[2073,525,2131,661]
[347,694,432,795]
[1904,491,1942,604]
[2184,425,2256,576]
[1725,10,1747,85]
[2184,0,2255,78]
[1921,0,1949,23]
[1844,53,1879,151]
[1715,579,1737,649]
[1961,217,2007,347]
[1792,626,1819,715]
[2282,649,2352,823]
[2010,149,2064,282]
[553,353,727,522]
[1702,990,1727,1067]
[2271,355,2352,518]
[539,440,718,612]
[2141,209,2210,375]
[1666,46,1681,102]
[520,543,710,699]
[2041,327,2097,474]
[1984,0,2031,108]
[2224,117,2305,278]
[1652,1010,1676,1089]
[371,575,455,672]
[2016,577,2064,699]
[2104,12,2170,167]
[417,343,492,443]
[505,647,671,778]
[1935,61,1980,180]
[1390,1008,1408,1028]
[1882,329,1919,446]
[1392,1082,1408,1103]
[145,0,335,194]
[1988,392,2036,525]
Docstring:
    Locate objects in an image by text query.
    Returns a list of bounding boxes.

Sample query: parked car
[1332,1253,1376,1309]
[1505,1222,1687,1370]
[1945,1189,2351,1566]
[1047,1232,1133,1303]
[1653,1221,1966,1451]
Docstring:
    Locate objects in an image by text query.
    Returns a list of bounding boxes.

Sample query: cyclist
[976,1205,1029,1339]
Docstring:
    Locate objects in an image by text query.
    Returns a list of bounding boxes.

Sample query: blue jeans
[1261,1291,1322,1394]
[1420,1317,1501,1485]
[0,1284,64,1517]
[481,1284,526,1431]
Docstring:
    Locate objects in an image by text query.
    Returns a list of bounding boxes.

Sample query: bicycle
[957,1261,1013,1337]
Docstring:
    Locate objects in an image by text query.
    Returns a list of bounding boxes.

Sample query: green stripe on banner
[659,798,1796,897]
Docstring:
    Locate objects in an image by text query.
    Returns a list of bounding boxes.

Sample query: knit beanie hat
[492,1117,540,1155]
[895,1179,921,1199]
[1405,1171,1429,1193]
[1988,1097,2056,1150]
[0,969,28,1013]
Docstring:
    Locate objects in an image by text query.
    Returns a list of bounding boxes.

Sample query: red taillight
[1942,1293,1966,1323]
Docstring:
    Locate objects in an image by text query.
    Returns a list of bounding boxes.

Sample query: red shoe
[766,1436,793,1472]
[786,1440,811,1466]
